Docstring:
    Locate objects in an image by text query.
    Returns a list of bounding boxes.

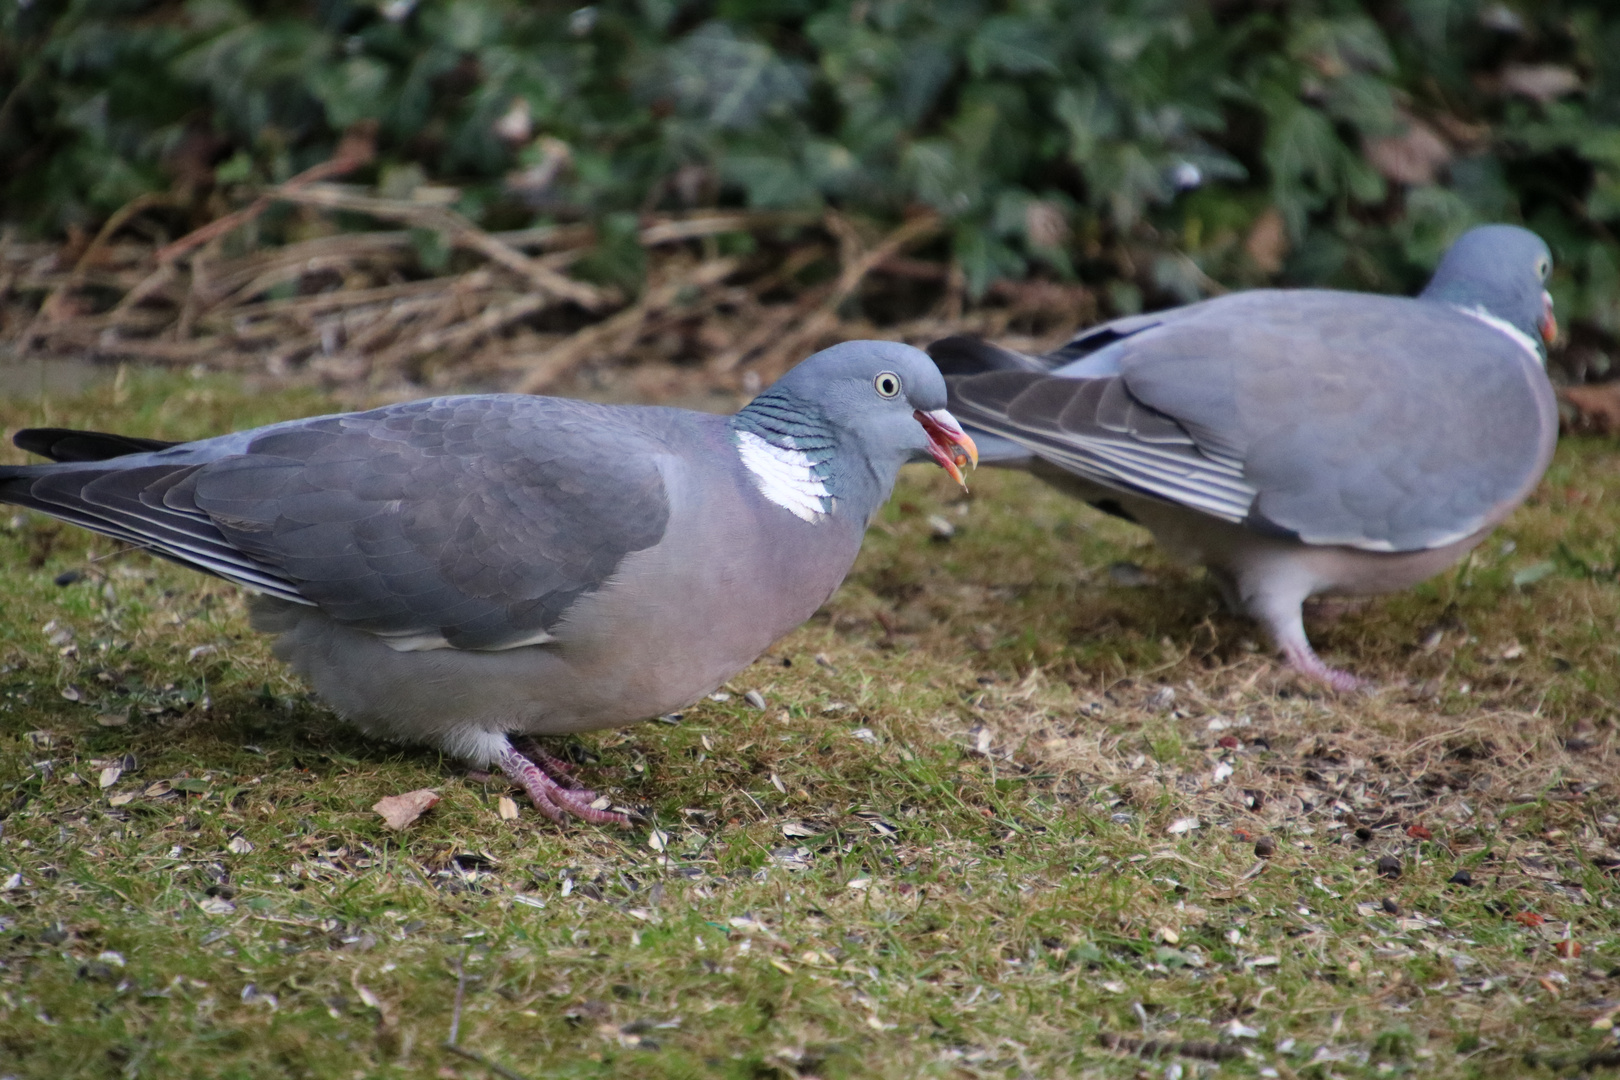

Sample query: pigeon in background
[1,341,976,824]
[936,225,1557,690]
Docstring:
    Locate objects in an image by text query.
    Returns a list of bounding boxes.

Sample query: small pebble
[1376,855,1403,879]
[927,515,955,540]
[1107,561,1152,587]
[1380,897,1400,915]
[1448,869,1474,887]
[1254,835,1276,858]
[54,570,84,587]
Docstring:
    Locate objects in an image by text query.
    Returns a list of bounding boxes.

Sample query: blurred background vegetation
[3,0,1619,381]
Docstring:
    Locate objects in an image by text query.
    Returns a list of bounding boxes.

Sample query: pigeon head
[1421,224,1556,352]
[731,341,977,522]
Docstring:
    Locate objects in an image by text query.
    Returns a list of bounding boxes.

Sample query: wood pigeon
[1,341,977,823]
[936,225,1558,690]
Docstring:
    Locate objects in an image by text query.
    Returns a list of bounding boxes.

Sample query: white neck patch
[735,430,833,523]
[1454,304,1544,367]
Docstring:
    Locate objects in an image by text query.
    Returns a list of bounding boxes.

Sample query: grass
[1,367,1618,1079]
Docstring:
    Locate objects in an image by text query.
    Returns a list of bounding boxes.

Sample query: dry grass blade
[637,211,818,246]
[222,270,496,324]
[515,257,740,393]
[373,291,549,374]
[746,211,942,379]
[442,1044,535,1080]
[153,123,378,265]
[272,185,611,311]
[20,192,181,351]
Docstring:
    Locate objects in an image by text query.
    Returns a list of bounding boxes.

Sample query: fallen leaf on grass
[1560,383,1620,434]
[372,789,440,830]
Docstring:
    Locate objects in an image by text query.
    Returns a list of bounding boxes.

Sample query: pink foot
[1281,640,1367,694]
[496,740,631,827]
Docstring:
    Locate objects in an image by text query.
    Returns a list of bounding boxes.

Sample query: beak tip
[916,409,977,490]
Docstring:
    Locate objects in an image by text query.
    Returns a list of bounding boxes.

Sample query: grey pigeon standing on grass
[935,225,1558,690]
[0,341,977,824]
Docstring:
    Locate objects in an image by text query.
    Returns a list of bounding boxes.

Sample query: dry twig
[515,257,740,393]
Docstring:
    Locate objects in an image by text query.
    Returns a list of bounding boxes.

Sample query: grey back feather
[948,289,1556,551]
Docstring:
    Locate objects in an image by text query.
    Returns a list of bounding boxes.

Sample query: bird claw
[1281,642,1368,694]
[497,741,631,827]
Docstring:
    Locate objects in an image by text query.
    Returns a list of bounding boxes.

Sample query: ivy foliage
[3,0,1618,345]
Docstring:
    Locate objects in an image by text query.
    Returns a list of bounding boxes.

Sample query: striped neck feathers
[730,387,838,523]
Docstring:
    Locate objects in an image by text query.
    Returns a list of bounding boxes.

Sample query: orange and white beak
[914,408,979,490]
[1541,290,1558,346]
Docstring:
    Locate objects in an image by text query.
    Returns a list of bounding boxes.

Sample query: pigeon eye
[873,372,902,398]
[1535,255,1551,280]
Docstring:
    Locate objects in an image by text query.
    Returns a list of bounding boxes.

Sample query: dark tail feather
[12,428,180,463]
[926,335,1046,377]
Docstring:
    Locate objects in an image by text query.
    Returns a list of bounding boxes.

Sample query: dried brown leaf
[1560,383,1620,435]
[1364,117,1451,185]
[373,788,440,830]
[1245,208,1289,274]
[1500,64,1581,104]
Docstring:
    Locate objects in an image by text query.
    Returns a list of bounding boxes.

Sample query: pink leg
[496,739,631,827]
[1278,636,1366,694]
[1248,580,1367,694]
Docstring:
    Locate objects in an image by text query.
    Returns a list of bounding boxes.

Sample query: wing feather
[2,395,675,650]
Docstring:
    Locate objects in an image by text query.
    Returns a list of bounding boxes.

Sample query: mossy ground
[1,369,1617,1079]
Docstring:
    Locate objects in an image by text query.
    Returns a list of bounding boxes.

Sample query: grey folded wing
[947,290,1557,552]
[3,396,673,651]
